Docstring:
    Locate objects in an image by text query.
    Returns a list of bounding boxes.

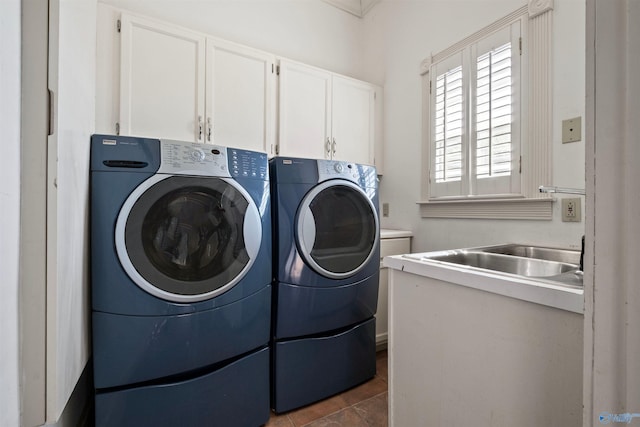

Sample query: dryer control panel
[317,159,377,188]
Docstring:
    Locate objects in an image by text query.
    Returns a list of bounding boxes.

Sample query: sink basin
[401,243,583,286]
[427,251,578,277]
[475,244,581,265]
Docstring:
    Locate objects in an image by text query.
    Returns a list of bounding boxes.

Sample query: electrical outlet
[382,203,389,217]
[562,117,582,143]
[562,198,581,222]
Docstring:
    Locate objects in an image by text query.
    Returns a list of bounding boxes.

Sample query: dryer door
[115,174,261,302]
[296,180,379,279]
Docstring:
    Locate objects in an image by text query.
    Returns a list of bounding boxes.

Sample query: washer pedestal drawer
[93,285,270,389]
[95,346,270,427]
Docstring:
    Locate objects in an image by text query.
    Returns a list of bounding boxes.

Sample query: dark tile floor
[265,350,388,427]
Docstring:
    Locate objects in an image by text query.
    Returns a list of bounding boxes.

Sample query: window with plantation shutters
[428,20,522,199]
[421,5,555,220]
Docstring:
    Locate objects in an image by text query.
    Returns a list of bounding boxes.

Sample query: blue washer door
[296,180,379,279]
[115,174,261,303]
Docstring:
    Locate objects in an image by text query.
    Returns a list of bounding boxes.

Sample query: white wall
[0,0,21,425]
[96,0,365,134]
[364,0,586,252]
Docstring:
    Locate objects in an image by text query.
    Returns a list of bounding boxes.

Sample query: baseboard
[376,332,388,352]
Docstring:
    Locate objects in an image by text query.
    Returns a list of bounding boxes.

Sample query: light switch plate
[382,203,389,217]
[562,117,582,143]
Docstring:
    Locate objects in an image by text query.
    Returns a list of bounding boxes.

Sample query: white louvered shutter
[471,23,521,196]
[430,52,465,198]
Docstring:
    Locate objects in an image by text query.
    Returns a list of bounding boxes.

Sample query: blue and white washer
[90,134,271,427]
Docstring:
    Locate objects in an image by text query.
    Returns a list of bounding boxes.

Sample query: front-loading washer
[90,134,271,427]
[269,156,380,413]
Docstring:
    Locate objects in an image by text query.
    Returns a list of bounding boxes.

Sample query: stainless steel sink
[404,243,583,286]
[475,244,581,265]
[428,251,578,278]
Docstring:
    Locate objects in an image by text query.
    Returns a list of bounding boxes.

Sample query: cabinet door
[205,38,276,153]
[120,14,205,141]
[278,59,331,160]
[331,75,376,166]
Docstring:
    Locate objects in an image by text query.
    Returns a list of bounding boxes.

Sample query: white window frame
[420,4,555,220]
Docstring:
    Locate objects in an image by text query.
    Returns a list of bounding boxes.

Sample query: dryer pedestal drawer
[274,273,379,339]
[272,318,376,413]
[95,347,270,427]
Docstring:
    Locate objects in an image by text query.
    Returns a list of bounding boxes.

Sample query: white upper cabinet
[205,38,276,152]
[119,14,206,142]
[278,59,380,168]
[331,75,376,166]
[119,13,276,153]
[116,13,382,164]
[278,60,332,160]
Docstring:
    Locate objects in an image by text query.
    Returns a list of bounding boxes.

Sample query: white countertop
[384,253,584,314]
[380,228,413,239]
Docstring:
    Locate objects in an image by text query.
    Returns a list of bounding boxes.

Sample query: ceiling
[321,0,381,17]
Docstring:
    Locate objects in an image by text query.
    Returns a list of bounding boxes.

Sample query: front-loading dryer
[90,134,271,427]
[270,157,380,413]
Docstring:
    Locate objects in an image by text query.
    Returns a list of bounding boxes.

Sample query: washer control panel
[157,139,267,180]
[317,159,377,188]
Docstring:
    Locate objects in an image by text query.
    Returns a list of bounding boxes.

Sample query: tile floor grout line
[355,391,389,427]
[297,391,389,427]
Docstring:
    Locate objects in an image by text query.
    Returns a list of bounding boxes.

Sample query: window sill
[418,197,555,220]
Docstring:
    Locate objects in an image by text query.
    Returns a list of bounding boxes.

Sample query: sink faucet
[538,185,586,195]
[579,235,585,272]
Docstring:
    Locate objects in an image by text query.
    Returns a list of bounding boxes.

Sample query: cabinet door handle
[198,116,203,140]
[332,137,337,156]
[325,137,331,157]
[207,117,212,142]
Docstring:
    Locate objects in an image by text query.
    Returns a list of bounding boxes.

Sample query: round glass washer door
[296,180,379,279]
[115,174,261,303]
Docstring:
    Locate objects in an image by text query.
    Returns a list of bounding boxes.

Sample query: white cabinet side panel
[389,269,583,427]
[47,0,96,421]
[377,237,411,346]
